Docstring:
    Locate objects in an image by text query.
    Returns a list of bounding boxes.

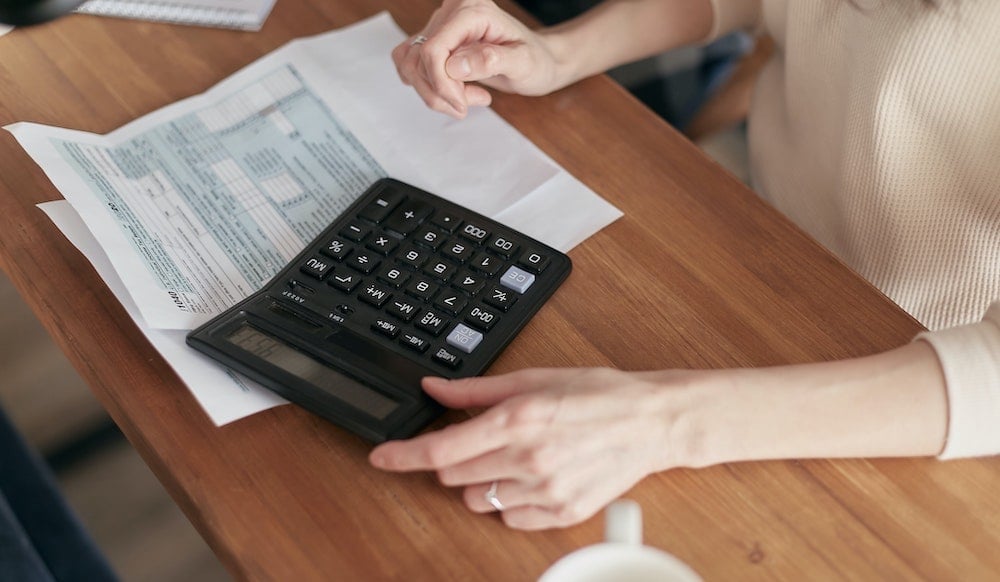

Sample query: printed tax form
[10,13,622,425]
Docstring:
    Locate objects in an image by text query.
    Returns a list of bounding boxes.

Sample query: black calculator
[187,178,571,442]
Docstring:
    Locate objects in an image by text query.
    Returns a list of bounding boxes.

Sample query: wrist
[535,26,586,92]
[656,344,949,470]
[639,370,730,471]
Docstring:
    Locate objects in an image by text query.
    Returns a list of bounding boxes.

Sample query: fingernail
[450,56,471,79]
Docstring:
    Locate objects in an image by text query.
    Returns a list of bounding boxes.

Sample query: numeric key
[459,222,490,244]
[487,235,519,258]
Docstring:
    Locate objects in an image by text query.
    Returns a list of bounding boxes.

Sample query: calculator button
[465,305,500,331]
[434,292,468,315]
[415,310,450,336]
[518,250,550,274]
[469,252,501,275]
[319,238,353,261]
[400,332,430,353]
[442,239,474,263]
[329,272,361,293]
[357,190,404,223]
[432,347,463,369]
[359,282,393,308]
[366,233,399,256]
[384,200,432,235]
[347,251,381,274]
[500,265,535,294]
[459,222,490,244]
[372,319,401,338]
[487,236,520,259]
[404,277,438,302]
[340,221,370,242]
[377,266,410,288]
[454,272,485,296]
[300,256,334,280]
[398,246,429,270]
[413,227,446,250]
[386,299,420,322]
[423,260,455,281]
[431,212,461,232]
[446,323,483,354]
[483,286,518,312]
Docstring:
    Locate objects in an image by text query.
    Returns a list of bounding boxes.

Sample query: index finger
[369,405,511,472]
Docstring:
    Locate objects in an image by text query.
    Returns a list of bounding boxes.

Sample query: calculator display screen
[225,324,400,420]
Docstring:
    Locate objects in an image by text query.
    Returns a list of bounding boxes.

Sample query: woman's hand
[391,0,567,119]
[368,343,949,530]
[369,368,697,530]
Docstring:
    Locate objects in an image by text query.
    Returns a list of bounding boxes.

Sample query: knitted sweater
[709,0,1000,458]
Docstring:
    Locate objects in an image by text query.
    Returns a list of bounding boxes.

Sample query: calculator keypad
[271,179,570,375]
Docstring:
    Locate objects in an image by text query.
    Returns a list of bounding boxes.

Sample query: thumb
[422,371,542,409]
[445,43,524,84]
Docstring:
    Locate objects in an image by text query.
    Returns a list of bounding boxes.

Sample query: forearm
[537,0,716,89]
[670,341,949,468]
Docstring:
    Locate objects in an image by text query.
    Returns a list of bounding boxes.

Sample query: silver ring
[409,34,428,46]
[485,481,505,511]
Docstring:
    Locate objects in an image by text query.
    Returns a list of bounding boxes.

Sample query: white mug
[539,500,701,582]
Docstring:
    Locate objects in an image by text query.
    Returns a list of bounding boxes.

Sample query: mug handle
[604,500,642,546]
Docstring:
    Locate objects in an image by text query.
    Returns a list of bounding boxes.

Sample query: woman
[369,0,1000,530]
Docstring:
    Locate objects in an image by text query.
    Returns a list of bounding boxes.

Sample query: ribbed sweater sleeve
[918,301,1000,459]
[746,1,1000,458]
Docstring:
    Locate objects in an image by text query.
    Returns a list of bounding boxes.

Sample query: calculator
[186,178,571,442]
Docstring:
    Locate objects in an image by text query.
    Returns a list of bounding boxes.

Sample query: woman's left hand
[369,367,691,530]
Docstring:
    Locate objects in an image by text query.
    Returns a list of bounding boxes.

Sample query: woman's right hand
[392,0,568,118]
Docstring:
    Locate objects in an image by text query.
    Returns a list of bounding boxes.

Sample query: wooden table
[2,1,998,579]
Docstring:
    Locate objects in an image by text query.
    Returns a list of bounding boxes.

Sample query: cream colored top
[709,0,1000,458]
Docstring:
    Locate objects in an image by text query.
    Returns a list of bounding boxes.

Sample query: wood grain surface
[1,1,997,580]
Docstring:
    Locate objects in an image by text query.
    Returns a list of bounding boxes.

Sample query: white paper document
[40,201,288,425]
[11,13,622,425]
